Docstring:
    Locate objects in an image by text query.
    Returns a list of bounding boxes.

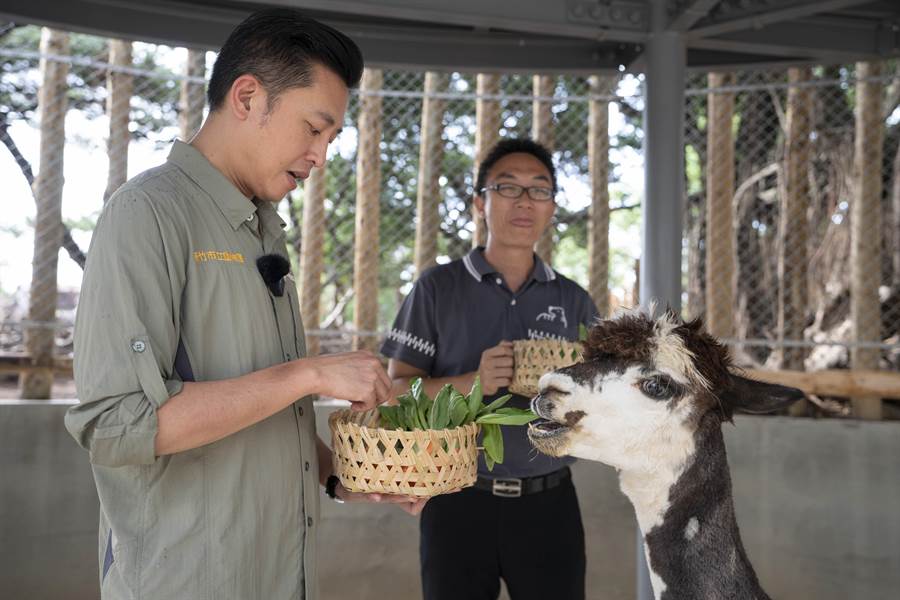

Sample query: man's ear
[473,194,486,219]
[721,372,805,414]
[229,74,262,121]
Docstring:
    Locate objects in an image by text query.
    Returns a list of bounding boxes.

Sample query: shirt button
[307,517,314,527]
[131,340,146,353]
[495,277,502,285]
[246,214,254,222]
[511,299,517,306]
[304,461,310,471]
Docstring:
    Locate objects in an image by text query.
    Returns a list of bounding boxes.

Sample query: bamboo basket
[329,409,479,498]
[509,339,583,397]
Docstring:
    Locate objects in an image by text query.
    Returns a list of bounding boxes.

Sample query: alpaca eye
[640,376,677,400]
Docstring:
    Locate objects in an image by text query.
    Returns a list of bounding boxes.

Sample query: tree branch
[0,117,87,269]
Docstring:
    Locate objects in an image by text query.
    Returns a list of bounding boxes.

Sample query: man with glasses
[382,138,597,600]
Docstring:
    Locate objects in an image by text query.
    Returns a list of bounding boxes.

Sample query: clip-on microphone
[256,254,291,297]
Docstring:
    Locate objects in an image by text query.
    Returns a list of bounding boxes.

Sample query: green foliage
[378,375,537,470]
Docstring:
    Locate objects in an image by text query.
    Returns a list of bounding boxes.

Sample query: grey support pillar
[638,1,687,599]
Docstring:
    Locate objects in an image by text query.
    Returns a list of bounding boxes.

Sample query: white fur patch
[684,517,700,540]
[651,312,710,390]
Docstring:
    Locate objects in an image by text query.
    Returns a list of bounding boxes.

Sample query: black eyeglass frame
[478,183,556,202]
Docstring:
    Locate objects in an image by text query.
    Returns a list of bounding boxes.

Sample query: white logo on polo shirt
[536,306,567,328]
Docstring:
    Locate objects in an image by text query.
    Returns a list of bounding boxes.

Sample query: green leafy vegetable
[375,375,536,471]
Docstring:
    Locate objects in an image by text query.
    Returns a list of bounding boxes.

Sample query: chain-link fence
[683,67,900,377]
[1,25,898,412]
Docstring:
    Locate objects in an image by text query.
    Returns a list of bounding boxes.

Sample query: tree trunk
[532,74,555,265]
[588,75,613,316]
[299,166,327,356]
[20,28,69,399]
[778,67,812,387]
[892,133,900,287]
[414,72,447,277]
[850,61,884,420]
[104,39,132,204]
[473,74,501,248]
[353,69,383,352]
[179,48,206,141]
[734,86,779,364]
[705,72,736,338]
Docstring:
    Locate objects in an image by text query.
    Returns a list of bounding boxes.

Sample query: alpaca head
[528,309,804,471]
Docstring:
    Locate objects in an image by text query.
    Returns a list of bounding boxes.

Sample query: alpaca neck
[619,420,769,600]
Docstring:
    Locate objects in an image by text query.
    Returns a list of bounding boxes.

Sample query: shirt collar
[256,199,288,241]
[462,247,556,284]
[167,140,258,231]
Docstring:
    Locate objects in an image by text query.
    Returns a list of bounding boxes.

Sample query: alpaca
[528,310,803,600]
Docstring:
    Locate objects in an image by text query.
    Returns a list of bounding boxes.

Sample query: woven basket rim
[329,408,480,498]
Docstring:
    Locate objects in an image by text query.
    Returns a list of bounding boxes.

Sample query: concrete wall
[2,402,898,599]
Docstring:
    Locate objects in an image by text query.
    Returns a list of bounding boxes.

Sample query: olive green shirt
[66,141,320,599]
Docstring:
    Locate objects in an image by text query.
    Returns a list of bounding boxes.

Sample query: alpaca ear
[721,373,805,414]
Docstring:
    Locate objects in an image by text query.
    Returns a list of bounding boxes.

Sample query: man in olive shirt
[66,9,423,599]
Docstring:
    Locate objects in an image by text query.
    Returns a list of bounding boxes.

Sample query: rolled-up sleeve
[66,187,184,467]
[380,277,438,373]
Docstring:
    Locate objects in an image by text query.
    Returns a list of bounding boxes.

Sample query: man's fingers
[490,357,514,368]
[492,367,514,378]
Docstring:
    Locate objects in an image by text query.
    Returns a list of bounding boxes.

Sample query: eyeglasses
[479,183,555,202]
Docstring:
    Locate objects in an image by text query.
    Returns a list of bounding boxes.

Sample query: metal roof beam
[688,17,899,61]
[688,0,875,38]
[668,0,722,32]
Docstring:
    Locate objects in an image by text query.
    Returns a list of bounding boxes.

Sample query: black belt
[473,467,571,498]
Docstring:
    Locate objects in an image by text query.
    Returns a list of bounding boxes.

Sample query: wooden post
[20,28,69,399]
[632,258,640,308]
[179,48,206,141]
[588,75,612,316]
[778,68,812,386]
[104,39,132,204]
[473,74,501,248]
[850,61,884,420]
[353,69,383,351]
[299,166,327,356]
[414,72,447,277]
[705,72,736,338]
[533,74,555,265]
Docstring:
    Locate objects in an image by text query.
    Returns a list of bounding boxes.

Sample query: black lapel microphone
[256,254,291,297]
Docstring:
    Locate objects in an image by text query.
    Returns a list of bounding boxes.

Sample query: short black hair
[207,8,364,112]
[475,138,557,196]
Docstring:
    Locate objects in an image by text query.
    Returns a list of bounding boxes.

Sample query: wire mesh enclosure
[1,24,897,416]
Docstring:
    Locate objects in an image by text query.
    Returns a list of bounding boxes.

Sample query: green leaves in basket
[378,404,402,429]
[578,322,589,342]
[477,393,512,416]
[377,375,538,472]
[448,391,469,427]
[466,375,483,423]
[412,377,432,429]
[481,423,503,471]
[475,407,540,426]
[428,384,453,429]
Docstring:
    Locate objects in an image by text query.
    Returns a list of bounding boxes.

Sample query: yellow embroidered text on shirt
[193,250,245,264]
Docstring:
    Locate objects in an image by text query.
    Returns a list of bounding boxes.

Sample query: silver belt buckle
[492,478,522,498]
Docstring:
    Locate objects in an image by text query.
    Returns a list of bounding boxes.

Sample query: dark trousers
[419,475,586,600]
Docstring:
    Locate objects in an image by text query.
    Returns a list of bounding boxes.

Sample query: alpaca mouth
[528,418,570,439]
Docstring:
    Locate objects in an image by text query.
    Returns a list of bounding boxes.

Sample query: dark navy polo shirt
[381,247,599,479]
